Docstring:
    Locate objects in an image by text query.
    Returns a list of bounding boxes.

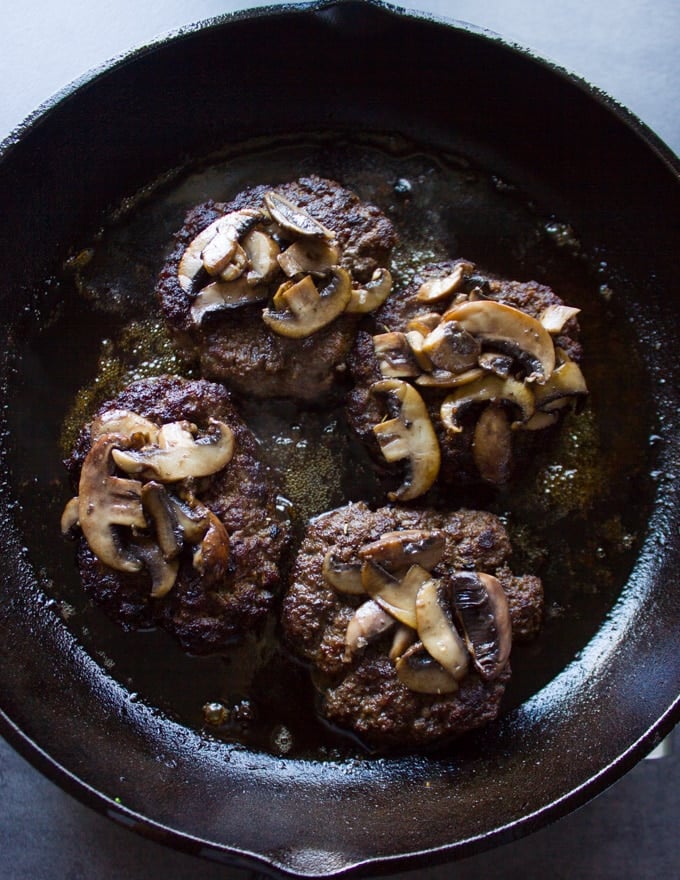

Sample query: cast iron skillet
[0,1,678,876]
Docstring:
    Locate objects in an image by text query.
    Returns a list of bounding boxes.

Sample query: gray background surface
[1,1,678,878]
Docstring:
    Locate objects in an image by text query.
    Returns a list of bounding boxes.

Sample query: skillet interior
[0,2,679,876]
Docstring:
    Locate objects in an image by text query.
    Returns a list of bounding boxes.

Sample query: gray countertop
[1,2,678,878]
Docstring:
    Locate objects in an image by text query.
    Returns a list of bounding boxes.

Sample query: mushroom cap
[442,299,556,382]
[262,267,352,338]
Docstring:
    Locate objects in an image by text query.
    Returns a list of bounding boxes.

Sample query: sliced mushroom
[395,642,459,694]
[217,242,249,282]
[112,419,235,482]
[442,300,556,383]
[532,352,588,411]
[372,331,422,378]
[277,237,340,278]
[178,209,263,292]
[477,351,515,378]
[416,262,473,303]
[76,434,146,573]
[60,496,80,535]
[242,228,281,284]
[190,278,269,324]
[192,511,230,583]
[472,404,513,485]
[201,226,240,276]
[263,190,334,240]
[403,330,434,372]
[440,374,535,433]
[519,410,561,431]
[141,481,183,560]
[371,379,441,501]
[358,529,445,573]
[422,320,481,373]
[322,551,364,595]
[389,624,417,661]
[262,267,352,338]
[450,571,512,681]
[415,367,485,388]
[361,562,430,629]
[167,494,211,543]
[132,537,180,599]
[344,599,395,662]
[177,219,222,292]
[406,312,442,336]
[539,304,581,334]
[90,410,159,444]
[415,576,469,680]
[346,267,393,313]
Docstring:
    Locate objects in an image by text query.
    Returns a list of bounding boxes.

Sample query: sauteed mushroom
[346,267,393,313]
[358,529,445,573]
[262,267,352,338]
[112,419,235,482]
[394,642,459,694]
[344,599,395,661]
[415,575,469,680]
[451,571,512,680]
[371,378,441,501]
[263,189,334,240]
[72,434,145,574]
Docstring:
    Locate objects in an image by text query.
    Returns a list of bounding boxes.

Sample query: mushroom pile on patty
[157,175,397,401]
[347,259,588,496]
[281,502,543,749]
[62,375,291,654]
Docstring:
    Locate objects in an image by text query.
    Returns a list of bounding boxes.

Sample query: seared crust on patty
[64,375,291,654]
[156,175,397,401]
[281,502,542,748]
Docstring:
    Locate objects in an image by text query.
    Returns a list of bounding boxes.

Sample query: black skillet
[0,1,679,877]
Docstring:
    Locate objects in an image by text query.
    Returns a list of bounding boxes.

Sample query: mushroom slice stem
[346,267,393,313]
[112,419,235,482]
[395,642,459,694]
[359,529,446,573]
[389,624,417,661]
[422,320,481,373]
[323,551,365,594]
[263,190,334,240]
[90,410,159,445]
[60,496,80,535]
[77,434,145,573]
[416,262,473,302]
[415,367,485,388]
[442,300,556,382]
[192,511,230,584]
[472,404,513,485]
[361,561,430,629]
[373,331,422,378]
[262,267,352,338]
[277,237,340,278]
[440,374,535,433]
[344,599,395,662]
[451,571,512,681]
[539,304,581,334]
[141,481,183,561]
[371,379,441,501]
[242,228,281,284]
[415,576,469,680]
[132,538,180,599]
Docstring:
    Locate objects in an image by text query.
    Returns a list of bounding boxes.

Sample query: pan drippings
[4,133,655,758]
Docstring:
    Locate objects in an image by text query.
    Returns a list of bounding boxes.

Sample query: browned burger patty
[281,502,542,749]
[156,175,397,401]
[62,375,291,654]
[346,259,587,494]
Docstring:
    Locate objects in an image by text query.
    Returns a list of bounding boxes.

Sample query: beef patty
[346,259,587,496]
[156,175,397,401]
[62,375,291,654]
[281,501,543,749]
